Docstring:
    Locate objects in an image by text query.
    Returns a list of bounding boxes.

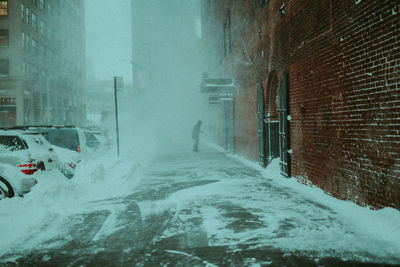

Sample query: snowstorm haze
[85,0,204,155]
[85,0,132,82]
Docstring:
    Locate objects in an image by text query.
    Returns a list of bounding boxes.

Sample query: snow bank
[229,154,400,263]
[0,145,145,257]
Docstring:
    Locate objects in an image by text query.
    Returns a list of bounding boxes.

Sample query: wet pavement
[0,147,397,266]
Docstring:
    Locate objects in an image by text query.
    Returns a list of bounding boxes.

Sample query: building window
[40,44,46,57]
[21,32,25,48]
[26,63,30,78]
[223,10,231,57]
[0,0,7,16]
[21,3,25,20]
[25,34,30,50]
[22,62,30,77]
[25,8,29,24]
[0,98,16,127]
[0,29,8,47]
[40,20,45,35]
[40,69,47,84]
[0,58,10,77]
[32,12,37,30]
[39,0,44,9]
[31,39,38,53]
[31,65,38,80]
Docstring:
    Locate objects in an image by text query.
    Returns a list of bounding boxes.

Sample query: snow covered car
[84,129,111,151]
[52,146,81,179]
[0,163,38,199]
[27,126,88,155]
[0,131,60,172]
[26,126,87,178]
[0,131,60,198]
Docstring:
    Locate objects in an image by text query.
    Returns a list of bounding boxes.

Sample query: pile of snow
[0,144,145,256]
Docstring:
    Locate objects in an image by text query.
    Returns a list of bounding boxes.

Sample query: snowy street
[1,143,399,266]
[1,0,399,266]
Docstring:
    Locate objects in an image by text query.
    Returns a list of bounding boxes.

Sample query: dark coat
[192,123,201,139]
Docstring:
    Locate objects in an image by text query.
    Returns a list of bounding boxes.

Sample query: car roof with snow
[0,130,25,136]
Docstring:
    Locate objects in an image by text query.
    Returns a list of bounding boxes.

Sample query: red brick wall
[202,0,400,209]
[235,84,258,162]
[286,0,400,208]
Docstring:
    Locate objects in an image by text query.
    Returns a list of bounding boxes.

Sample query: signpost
[114,76,123,156]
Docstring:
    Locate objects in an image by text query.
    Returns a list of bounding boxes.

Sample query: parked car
[84,128,111,151]
[25,126,87,178]
[26,126,87,154]
[0,130,60,198]
[0,164,38,199]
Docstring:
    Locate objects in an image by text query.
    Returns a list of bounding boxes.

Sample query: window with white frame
[40,20,45,35]
[21,3,25,20]
[40,44,46,57]
[32,12,37,30]
[25,7,29,24]
[26,34,30,50]
[21,32,25,48]
[31,39,38,53]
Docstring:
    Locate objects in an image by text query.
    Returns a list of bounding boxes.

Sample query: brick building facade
[201,0,400,209]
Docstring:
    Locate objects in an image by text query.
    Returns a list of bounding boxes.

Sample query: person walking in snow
[192,120,202,152]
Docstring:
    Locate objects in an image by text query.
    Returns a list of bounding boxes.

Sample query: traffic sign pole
[114,76,123,157]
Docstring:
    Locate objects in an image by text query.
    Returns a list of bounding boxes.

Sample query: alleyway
[1,144,399,266]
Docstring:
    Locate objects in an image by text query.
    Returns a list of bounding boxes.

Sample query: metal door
[278,71,290,177]
[257,83,266,166]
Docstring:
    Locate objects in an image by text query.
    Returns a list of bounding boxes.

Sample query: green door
[278,71,290,177]
[257,83,266,166]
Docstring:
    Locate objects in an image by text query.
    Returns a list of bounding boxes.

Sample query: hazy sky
[85,0,133,83]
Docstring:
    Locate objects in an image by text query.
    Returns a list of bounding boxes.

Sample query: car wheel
[0,177,14,200]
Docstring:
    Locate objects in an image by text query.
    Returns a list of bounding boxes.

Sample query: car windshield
[47,129,78,151]
[0,136,28,151]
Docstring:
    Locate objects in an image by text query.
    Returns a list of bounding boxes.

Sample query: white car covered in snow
[25,126,88,178]
[53,145,82,179]
[0,131,60,199]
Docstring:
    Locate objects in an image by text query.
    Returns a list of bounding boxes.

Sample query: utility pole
[114,76,123,157]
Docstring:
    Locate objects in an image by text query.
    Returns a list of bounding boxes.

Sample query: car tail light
[77,145,81,153]
[69,163,76,169]
[18,162,39,175]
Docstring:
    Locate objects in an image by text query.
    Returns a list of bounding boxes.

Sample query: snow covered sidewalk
[137,143,400,264]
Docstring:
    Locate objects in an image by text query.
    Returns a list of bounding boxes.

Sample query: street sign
[114,76,123,90]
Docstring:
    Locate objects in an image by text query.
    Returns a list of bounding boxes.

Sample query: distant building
[201,0,400,210]
[131,0,200,93]
[0,0,86,127]
[85,79,114,129]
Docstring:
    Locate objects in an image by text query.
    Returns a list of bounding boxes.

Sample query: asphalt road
[0,150,393,266]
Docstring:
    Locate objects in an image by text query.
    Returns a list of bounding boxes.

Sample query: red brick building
[201,0,400,209]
